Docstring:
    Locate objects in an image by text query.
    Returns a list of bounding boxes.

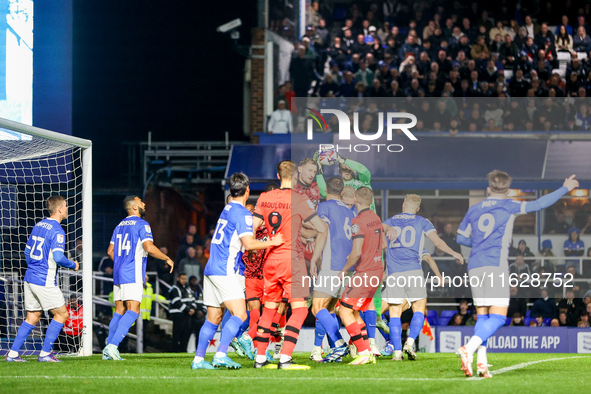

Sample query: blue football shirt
[24,218,67,287]
[110,216,154,285]
[317,199,356,271]
[383,213,436,274]
[204,201,254,277]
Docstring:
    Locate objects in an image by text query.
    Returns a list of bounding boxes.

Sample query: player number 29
[477,213,495,239]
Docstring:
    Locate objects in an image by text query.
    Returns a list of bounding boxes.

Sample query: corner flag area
[1,353,590,394]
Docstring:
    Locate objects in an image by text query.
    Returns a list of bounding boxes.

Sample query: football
[318,148,338,166]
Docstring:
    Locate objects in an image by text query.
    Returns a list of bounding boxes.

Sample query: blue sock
[314,318,326,347]
[220,309,231,330]
[474,314,505,343]
[218,316,243,354]
[364,310,377,340]
[196,321,218,358]
[408,311,425,340]
[106,313,123,345]
[109,310,139,347]
[238,311,250,337]
[317,309,341,345]
[331,313,344,341]
[42,319,64,354]
[10,321,35,353]
[476,314,489,347]
[389,317,402,351]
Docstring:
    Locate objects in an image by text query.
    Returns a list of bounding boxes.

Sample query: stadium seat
[427,317,438,326]
[557,52,572,62]
[503,69,513,80]
[440,310,456,318]
[427,310,438,319]
[505,317,512,326]
[524,317,533,326]
[553,68,566,78]
[578,52,588,60]
[543,318,552,326]
[437,317,451,326]
[526,310,531,318]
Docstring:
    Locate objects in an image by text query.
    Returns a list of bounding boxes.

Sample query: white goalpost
[0,117,93,357]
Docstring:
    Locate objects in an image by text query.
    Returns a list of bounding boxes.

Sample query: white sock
[215,351,226,358]
[8,350,18,358]
[477,345,488,366]
[279,354,291,363]
[313,345,322,351]
[193,356,204,363]
[369,338,376,345]
[406,337,415,347]
[394,350,403,358]
[464,336,483,355]
[255,354,267,363]
[335,339,345,347]
[358,349,370,356]
[39,350,50,357]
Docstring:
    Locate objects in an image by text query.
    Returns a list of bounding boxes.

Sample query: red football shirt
[293,180,320,210]
[253,188,317,261]
[351,208,383,273]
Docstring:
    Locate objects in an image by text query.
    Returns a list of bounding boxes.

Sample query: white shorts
[469,266,510,307]
[24,282,65,311]
[113,283,143,302]
[203,274,245,308]
[383,269,427,305]
[314,269,346,298]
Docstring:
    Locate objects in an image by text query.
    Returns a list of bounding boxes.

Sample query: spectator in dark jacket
[499,34,519,69]
[168,273,197,352]
[531,288,558,319]
[574,26,591,53]
[289,46,317,97]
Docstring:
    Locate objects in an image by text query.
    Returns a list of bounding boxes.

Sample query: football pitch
[1,353,590,394]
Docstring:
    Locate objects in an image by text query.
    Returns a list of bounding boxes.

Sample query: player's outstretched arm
[52,250,79,271]
[338,155,371,182]
[427,232,464,264]
[308,215,328,235]
[382,223,398,242]
[423,254,443,284]
[143,240,174,273]
[339,237,363,277]
[524,175,579,213]
[241,233,284,251]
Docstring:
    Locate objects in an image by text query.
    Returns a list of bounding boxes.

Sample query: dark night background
[72,0,257,188]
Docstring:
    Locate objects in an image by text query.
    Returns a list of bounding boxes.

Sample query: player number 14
[116,233,131,256]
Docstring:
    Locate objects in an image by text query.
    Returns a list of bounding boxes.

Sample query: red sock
[270,311,282,335]
[280,307,308,357]
[248,308,261,340]
[255,307,277,356]
[360,323,369,341]
[279,313,286,328]
[346,321,370,353]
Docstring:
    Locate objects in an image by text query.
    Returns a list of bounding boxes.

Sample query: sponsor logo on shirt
[57,234,64,244]
[352,224,360,234]
[145,225,152,233]
[245,216,253,226]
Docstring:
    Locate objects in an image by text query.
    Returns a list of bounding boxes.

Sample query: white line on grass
[467,356,588,381]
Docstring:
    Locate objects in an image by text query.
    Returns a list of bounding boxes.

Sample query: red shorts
[245,277,264,303]
[263,258,310,303]
[339,270,382,312]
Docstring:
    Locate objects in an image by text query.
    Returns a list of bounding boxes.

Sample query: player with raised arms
[252,160,328,370]
[6,195,80,362]
[315,150,382,356]
[103,196,174,361]
[309,177,355,362]
[382,194,462,360]
[338,187,385,365]
[191,173,284,370]
[456,171,579,378]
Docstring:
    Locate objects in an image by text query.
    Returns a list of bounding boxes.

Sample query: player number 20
[478,213,495,239]
[389,226,416,248]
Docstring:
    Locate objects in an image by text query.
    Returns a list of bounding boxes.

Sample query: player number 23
[30,236,45,260]
[478,213,495,239]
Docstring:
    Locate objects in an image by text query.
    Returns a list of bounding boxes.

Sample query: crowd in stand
[269,0,591,133]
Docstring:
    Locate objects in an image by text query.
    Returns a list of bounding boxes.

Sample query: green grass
[1,352,590,394]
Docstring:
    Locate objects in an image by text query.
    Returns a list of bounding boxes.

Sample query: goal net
[0,117,92,356]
